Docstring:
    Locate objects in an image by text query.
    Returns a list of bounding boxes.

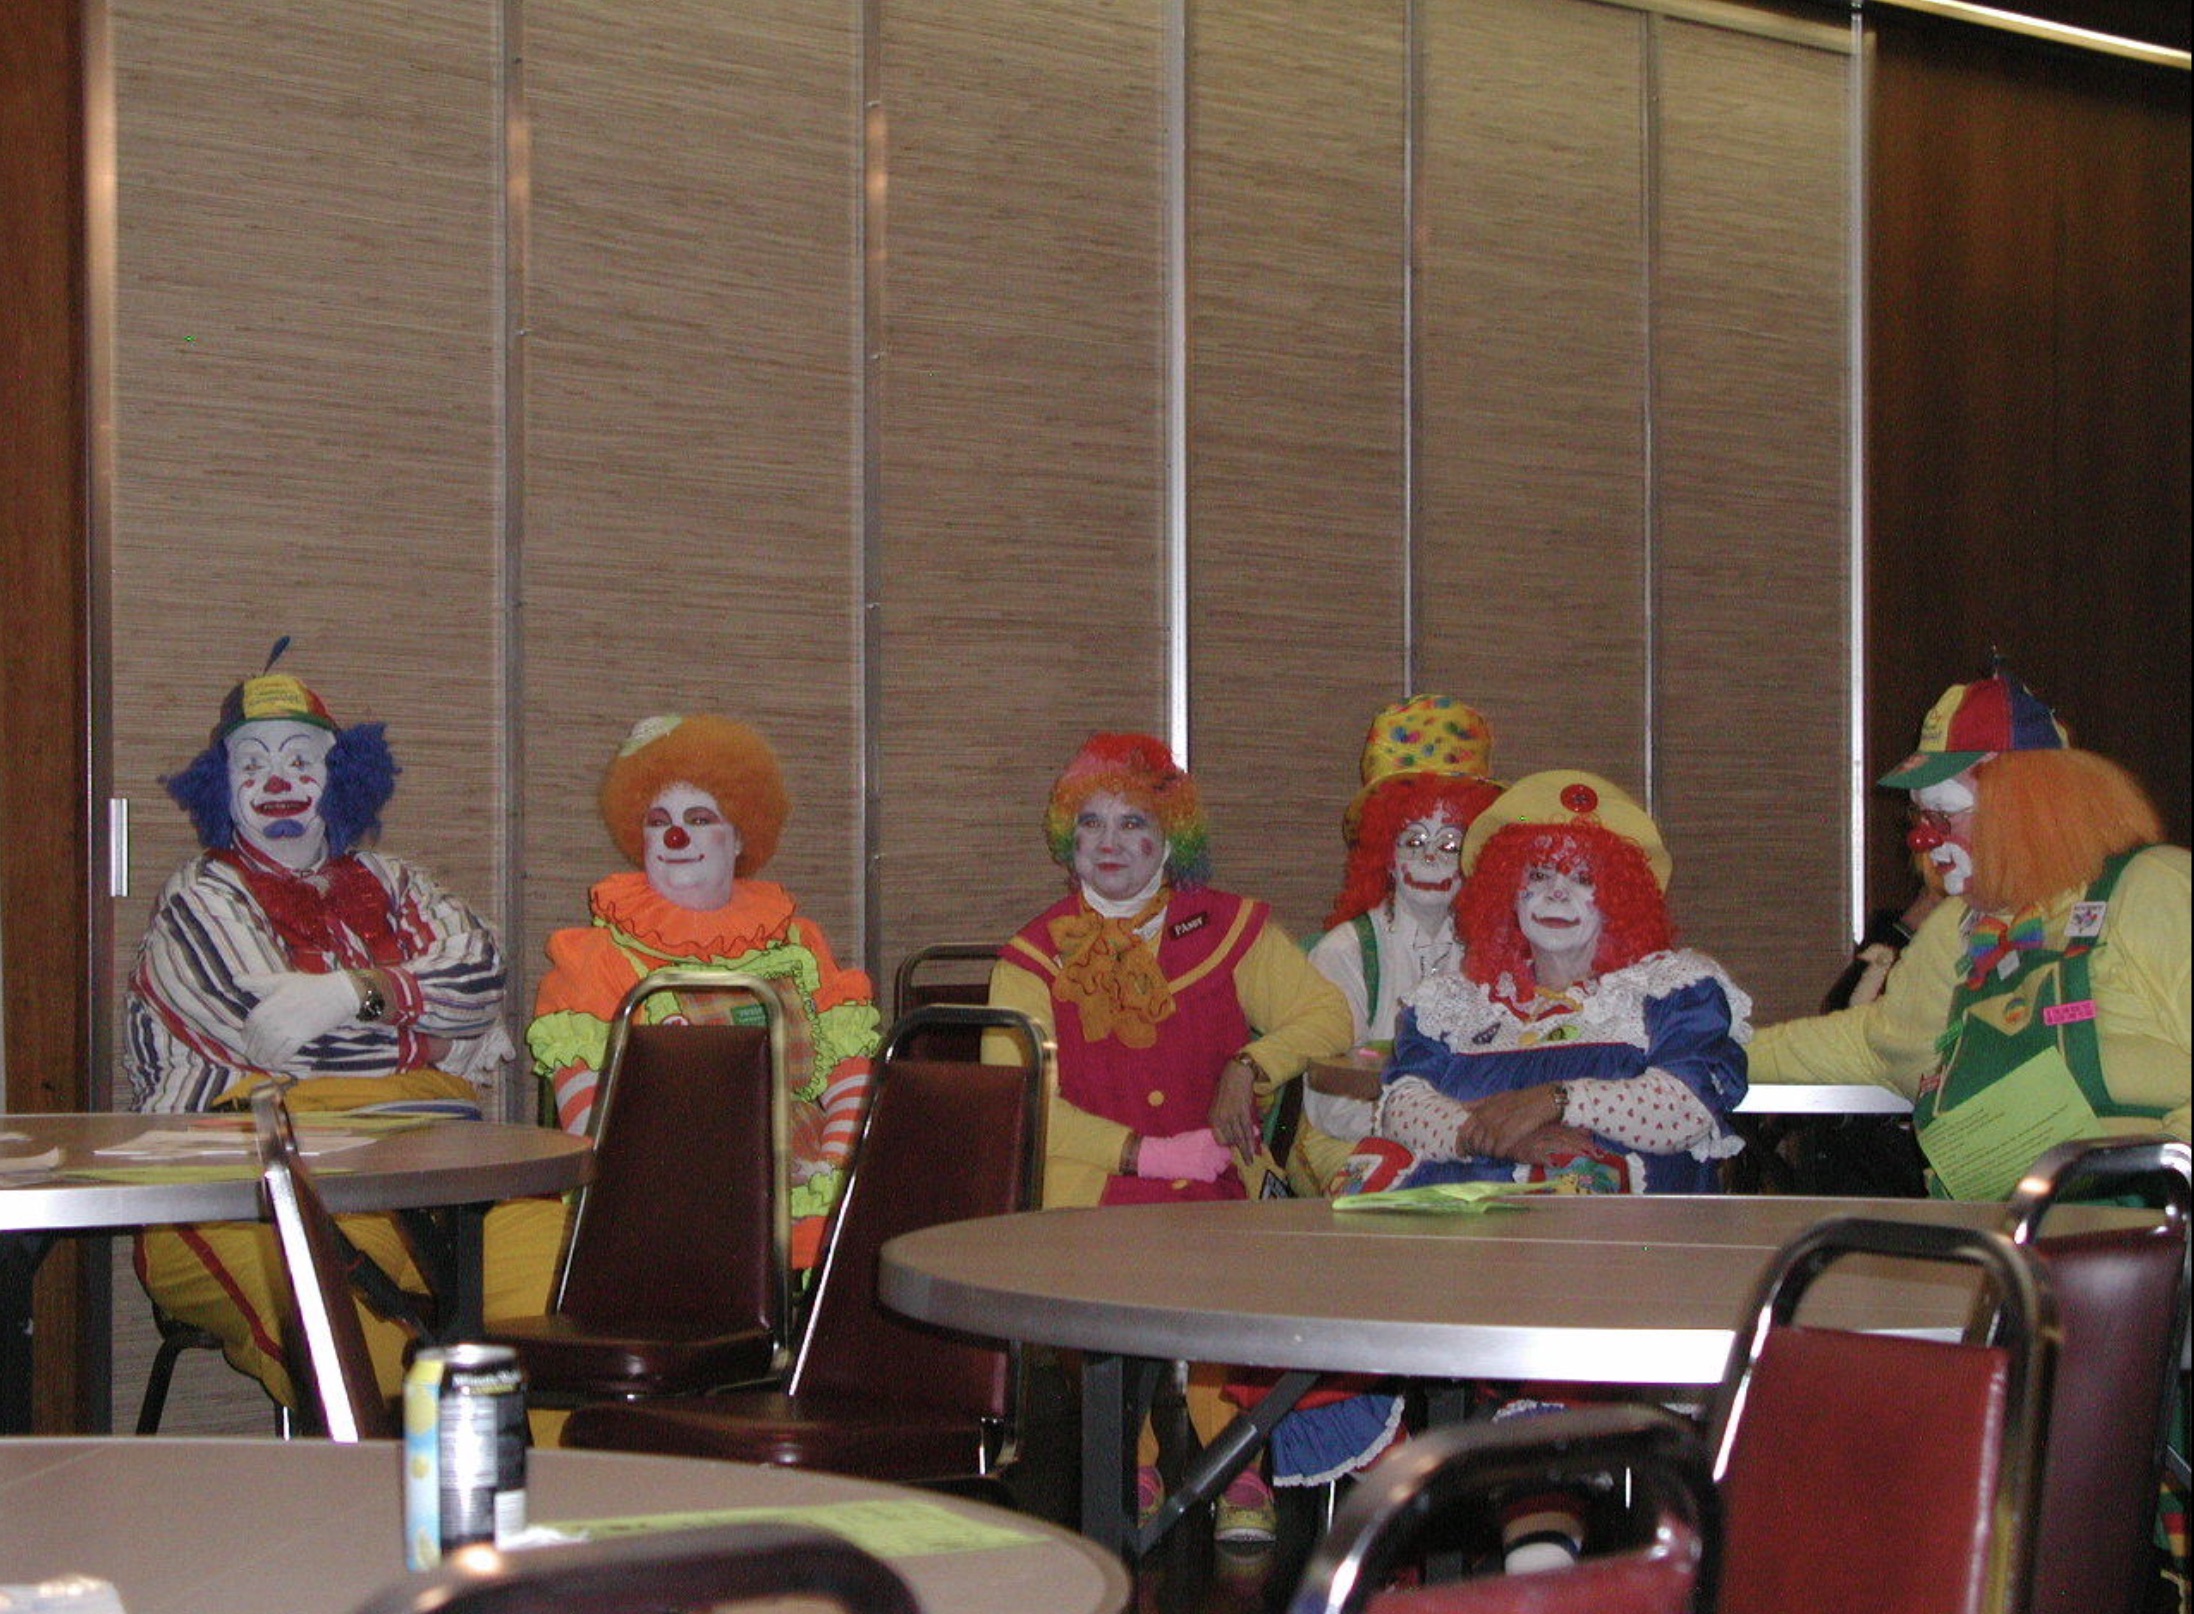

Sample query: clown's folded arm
[128,848,511,1113]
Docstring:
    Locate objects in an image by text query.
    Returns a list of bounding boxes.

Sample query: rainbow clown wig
[599,713,790,878]
[1456,771,1676,991]
[1045,732,1211,890]
[162,654,397,858]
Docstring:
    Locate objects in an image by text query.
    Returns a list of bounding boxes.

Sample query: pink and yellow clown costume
[527,714,879,1271]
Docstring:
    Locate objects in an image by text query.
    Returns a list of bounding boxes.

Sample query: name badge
[2066,901,2108,940]
[1169,913,1208,939]
[2042,999,2098,1027]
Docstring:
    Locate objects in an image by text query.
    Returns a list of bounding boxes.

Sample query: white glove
[236,969,364,1070]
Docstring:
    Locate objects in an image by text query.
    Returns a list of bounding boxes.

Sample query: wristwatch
[355,974,388,1023]
[1548,1081,1570,1121]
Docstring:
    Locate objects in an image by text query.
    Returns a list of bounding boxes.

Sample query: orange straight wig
[1966,748,2164,912]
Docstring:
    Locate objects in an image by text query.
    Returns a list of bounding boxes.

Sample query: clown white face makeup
[1392,812,1465,925]
[644,782,741,911]
[1516,861,1605,988]
[1907,772,1979,897]
[1073,791,1167,906]
[226,719,335,871]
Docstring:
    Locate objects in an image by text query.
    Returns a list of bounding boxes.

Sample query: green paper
[536,1498,1039,1557]
[1331,1180,1557,1214]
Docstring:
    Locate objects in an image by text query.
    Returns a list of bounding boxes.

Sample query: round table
[0,1436,1129,1614]
[2,1113,592,1432]
[879,1192,2142,1554]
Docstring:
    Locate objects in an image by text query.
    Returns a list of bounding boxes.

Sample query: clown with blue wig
[127,643,562,1411]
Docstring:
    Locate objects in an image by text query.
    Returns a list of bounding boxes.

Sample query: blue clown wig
[164,722,399,857]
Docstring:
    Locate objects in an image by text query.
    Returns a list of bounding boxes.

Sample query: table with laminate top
[880,1192,2133,1555]
[1,1112,592,1432]
[0,1436,1130,1614]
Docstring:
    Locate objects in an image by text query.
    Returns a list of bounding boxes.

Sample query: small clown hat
[1462,769,1672,890]
[1345,694,1498,841]
[213,637,337,743]
[1879,664,2069,791]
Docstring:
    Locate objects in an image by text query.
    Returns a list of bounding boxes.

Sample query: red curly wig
[599,715,789,877]
[1326,773,1506,929]
[1964,747,2163,912]
[1459,821,1675,989]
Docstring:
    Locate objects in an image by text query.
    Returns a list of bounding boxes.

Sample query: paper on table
[1331,1180,1558,1215]
[534,1498,1040,1557]
[91,1127,377,1160]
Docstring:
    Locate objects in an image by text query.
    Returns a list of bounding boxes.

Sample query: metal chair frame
[555,965,794,1369]
[1707,1214,2057,1614]
[888,941,1002,1021]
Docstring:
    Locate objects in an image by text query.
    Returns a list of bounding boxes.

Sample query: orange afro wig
[1963,747,2164,912]
[1326,772,1506,929]
[1459,821,1675,990]
[599,714,790,877]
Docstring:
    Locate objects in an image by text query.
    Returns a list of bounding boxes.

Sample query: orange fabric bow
[1049,891,1176,1048]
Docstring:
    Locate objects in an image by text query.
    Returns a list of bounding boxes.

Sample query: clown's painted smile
[226,719,334,870]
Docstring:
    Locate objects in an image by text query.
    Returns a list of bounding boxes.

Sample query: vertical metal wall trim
[1402,0,1423,697]
[1638,12,1664,813]
[1845,10,1872,942]
[498,0,532,1121]
[1165,0,1191,766]
[859,0,886,975]
[84,0,119,1108]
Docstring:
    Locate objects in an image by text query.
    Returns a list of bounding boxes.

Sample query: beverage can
[402,1343,529,1571]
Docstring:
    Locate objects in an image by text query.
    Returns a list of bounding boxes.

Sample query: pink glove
[1135,1127,1234,1182]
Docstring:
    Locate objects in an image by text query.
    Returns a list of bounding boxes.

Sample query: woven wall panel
[105,0,507,1071]
[1184,0,1411,941]
[517,0,864,1000]
[1414,0,1652,790]
[103,0,505,1429]
[870,0,1171,982]
[1652,16,1854,1021]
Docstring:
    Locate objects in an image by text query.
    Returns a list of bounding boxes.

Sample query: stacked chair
[1290,1212,2064,1614]
[559,1002,1051,1491]
[484,967,797,1403]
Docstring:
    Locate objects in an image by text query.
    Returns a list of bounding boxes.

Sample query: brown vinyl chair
[1291,1214,2056,1614]
[485,967,795,1402]
[1285,1404,1717,1614]
[2000,1135,2191,1614]
[560,1004,1050,1487]
[345,1521,919,1614]
[1708,1215,2056,1614]
[887,942,1002,1062]
[250,1083,398,1441]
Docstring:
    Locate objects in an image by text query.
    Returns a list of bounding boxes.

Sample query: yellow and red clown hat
[1461,769,1672,892]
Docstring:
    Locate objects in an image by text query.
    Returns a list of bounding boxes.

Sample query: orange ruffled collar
[589,870,797,960]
